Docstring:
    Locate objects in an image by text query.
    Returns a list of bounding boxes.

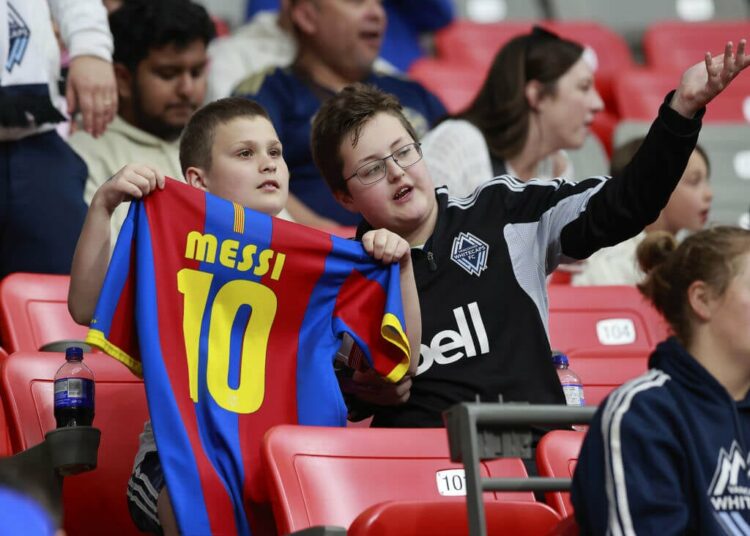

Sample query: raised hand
[671,39,749,118]
[362,228,411,265]
[93,164,166,215]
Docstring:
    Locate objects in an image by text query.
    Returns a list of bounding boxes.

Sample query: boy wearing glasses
[312,38,748,427]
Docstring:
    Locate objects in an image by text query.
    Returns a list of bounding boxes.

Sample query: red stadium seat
[536,431,586,518]
[644,21,750,74]
[347,500,561,536]
[0,273,88,353]
[408,58,484,114]
[433,20,531,69]
[566,346,650,406]
[261,425,533,534]
[1,351,148,535]
[548,285,670,355]
[615,68,750,122]
[433,20,635,113]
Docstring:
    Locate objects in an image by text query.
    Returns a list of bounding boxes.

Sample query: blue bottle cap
[65,346,84,360]
[551,352,569,367]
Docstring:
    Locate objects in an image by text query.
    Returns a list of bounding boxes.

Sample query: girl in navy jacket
[572,226,750,535]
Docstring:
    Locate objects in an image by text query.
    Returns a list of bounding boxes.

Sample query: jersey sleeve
[85,201,143,376]
[332,256,411,384]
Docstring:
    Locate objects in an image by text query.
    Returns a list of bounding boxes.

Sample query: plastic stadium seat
[433,20,530,68]
[566,347,650,406]
[0,387,10,458]
[614,68,750,123]
[548,285,670,355]
[347,500,561,536]
[615,120,750,228]
[434,20,634,113]
[536,430,585,518]
[0,273,88,353]
[548,0,748,49]
[1,351,148,535]
[694,124,750,228]
[408,58,484,114]
[644,21,750,73]
[261,425,533,534]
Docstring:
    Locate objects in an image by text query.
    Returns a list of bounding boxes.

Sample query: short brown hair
[637,226,750,345]
[179,97,272,174]
[311,83,419,195]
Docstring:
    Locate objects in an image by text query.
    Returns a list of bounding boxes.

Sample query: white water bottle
[552,351,584,406]
[552,351,586,431]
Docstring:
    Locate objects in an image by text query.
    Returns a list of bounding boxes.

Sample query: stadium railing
[444,403,596,536]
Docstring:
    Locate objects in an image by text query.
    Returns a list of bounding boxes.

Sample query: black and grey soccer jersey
[360,94,703,428]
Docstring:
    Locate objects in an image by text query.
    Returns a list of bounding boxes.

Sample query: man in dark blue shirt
[235,0,446,227]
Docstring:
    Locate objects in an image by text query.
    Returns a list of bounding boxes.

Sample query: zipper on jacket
[426,251,437,272]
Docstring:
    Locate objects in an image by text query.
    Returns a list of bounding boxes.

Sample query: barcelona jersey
[86,179,410,535]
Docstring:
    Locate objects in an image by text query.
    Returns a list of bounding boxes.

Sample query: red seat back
[644,21,750,73]
[536,431,586,518]
[348,500,561,536]
[0,273,88,353]
[408,59,484,113]
[548,285,669,355]
[261,425,533,534]
[615,68,750,122]
[567,346,650,406]
[434,20,634,112]
[1,351,147,535]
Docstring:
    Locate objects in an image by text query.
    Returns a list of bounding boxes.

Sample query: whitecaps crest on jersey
[450,232,488,276]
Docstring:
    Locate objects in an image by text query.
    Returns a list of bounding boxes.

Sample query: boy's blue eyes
[236,149,282,158]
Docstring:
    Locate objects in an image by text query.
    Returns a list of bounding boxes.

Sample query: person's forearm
[68,196,113,325]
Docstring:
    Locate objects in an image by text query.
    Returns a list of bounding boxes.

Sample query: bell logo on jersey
[418,302,489,375]
[707,441,750,525]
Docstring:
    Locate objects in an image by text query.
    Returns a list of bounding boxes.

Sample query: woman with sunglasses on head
[572,226,750,534]
[421,26,604,197]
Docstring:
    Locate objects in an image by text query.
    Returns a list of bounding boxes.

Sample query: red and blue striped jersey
[86,179,410,535]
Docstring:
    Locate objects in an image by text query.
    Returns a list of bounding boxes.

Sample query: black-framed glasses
[345,142,423,186]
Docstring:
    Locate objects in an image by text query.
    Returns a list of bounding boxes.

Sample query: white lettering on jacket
[417,302,489,375]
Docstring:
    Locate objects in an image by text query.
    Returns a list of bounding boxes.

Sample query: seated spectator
[205,1,296,102]
[309,39,749,429]
[422,26,603,197]
[234,0,446,227]
[573,137,713,285]
[0,0,115,278]
[207,0,400,103]
[572,225,750,535]
[239,0,454,74]
[68,0,215,241]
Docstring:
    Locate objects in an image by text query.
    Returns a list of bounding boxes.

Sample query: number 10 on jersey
[177,268,277,413]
